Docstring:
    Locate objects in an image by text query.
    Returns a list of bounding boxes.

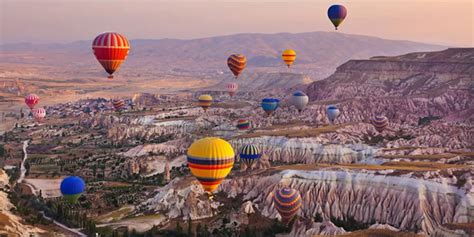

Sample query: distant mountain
[210,72,312,94]
[1,32,446,80]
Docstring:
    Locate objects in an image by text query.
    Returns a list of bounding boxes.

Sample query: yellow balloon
[198,94,213,111]
[281,49,296,68]
[187,137,235,193]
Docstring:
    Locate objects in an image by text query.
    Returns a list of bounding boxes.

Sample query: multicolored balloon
[261,98,280,116]
[291,91,309,112]
[92,32,130,79]
[326,105,340,124]
[198,94,213,111]
[111,99,125,112]
[281,49,296,68]
[226,82,238,97]
[371,115,389,133]
[273,187,302,224]
[227,54,246,78]
[236,119,250,130]
[32,108,46,123]
[25,94,39,110]
[327,5,347,30]
[239,144,261,169]
[187,137,235,193]
[60,176,85,204]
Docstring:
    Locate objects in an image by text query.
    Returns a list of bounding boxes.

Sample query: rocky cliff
[220,169,473,235]
[0,169,47,236]
[306,48,473,123]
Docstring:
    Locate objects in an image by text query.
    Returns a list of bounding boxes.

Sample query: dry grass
[318,229,426,237]
[95,205,134,223]
[379,153,458,160]
[275,161,471,172]
[381,146,439,151]
[236,123,350,139]
[443,222,474,234]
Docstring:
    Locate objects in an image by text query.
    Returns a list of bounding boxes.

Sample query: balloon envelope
[32,108,46,123]
[226,82,238,97]
[327,5,347,30]
[239,144,261,169]
[60,176,85,204]
[281,49,296,68]
[112,99,125,111]
[236,119,250,130]
[371,115,389,133]
[198,94,213,111]
[261,98,280,115]
[273,187,302,224]
[326,105,340,124]
[25,94,39,110]
[291,91,309,112]
[227,54,246,78]
[92,32,130,79]
[187,137,235,193]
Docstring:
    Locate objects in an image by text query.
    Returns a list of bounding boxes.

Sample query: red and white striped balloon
[92,32,130,79]
[32,108,46,123]
[226,82,238,97]
[25,94,39,109]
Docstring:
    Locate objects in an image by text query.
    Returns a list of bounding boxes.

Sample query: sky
[1,0,473,46]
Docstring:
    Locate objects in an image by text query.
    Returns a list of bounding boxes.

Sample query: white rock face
[0,169,46,236]
[219,169,473,234]
[231,136,377,164]
[140,178,219,221]
[242,201,255,214]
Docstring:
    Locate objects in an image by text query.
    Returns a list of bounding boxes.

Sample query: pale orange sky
[1,0,473,46]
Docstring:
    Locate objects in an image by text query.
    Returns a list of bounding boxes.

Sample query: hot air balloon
[291,91,309,112]
[371,115,389,133]
[227,54,246,78]
[281,49,296,68]
[261,98,280,115]
[226,82,238,97]
[239,144,261,169]
[25,94,39,110]
[236,119,250,130]
[32,108,46,123]
[198,94,213,111]
[60,176,85,204]
[273,187,302,224]
[187,137,235,194]
[111,99,125,112]
[326,105,340,124]
[92,32,130,79]
[327,4,347,30]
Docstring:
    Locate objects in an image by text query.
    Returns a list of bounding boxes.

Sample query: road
[17,140,29,184]
[16,140,88,237]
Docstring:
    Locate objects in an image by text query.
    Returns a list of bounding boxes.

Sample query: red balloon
[92,32,130,79]
[32,108,46,123]
[25,94,39,109]
[226,82,238,97]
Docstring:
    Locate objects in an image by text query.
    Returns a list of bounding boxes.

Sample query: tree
[196,223,202,236]
[187,220,193,237]
[176,221,183,234]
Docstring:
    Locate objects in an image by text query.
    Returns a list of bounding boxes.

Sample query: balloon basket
[107,75,114,79]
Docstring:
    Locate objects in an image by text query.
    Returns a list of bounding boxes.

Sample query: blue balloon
[60,176,85,195]
[326,105,340,124]
[327,4,347,30]
[261,98,280,115]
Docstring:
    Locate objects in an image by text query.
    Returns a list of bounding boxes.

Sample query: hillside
[305,48,474,122]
